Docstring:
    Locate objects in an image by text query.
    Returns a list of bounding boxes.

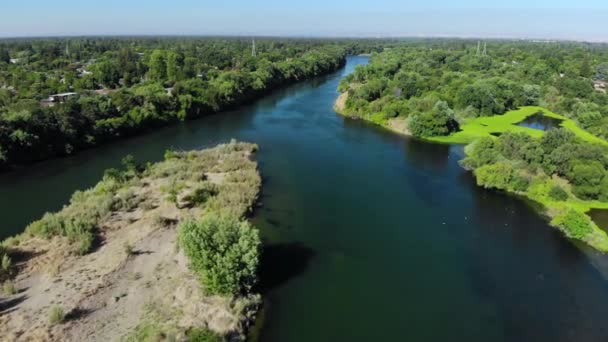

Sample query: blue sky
[1,1,608,41]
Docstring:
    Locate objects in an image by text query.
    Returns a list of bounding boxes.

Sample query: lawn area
[430,106,608,146]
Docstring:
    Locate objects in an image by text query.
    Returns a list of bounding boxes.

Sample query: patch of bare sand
[387,117,411,136]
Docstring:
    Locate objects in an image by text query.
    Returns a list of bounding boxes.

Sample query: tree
[596,63,608,81]
[580,57,593,78]
[549,185,569,201]
[459,81,499,116]
[474,161,515,190]
[541,128,575,154]
[521,84,541,106]
[92,60,120,88]
[178,212,260,295]
[0,48,9,64]
[551,209,593,239]
[392,71,424,99]
[148,50,167,82]
[569,160,606,199]
[408,101,459,137]
[166,51,184,83]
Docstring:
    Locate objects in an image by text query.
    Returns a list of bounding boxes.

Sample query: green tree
[0,48,9,64]
[178,212,260,295]
[580,57,593,78]
[596,63,608,81]
[166,51,184,83]
[474,161,515,190]
[551,209,593,239]
[93,60,120,88]
[521,84,541,106]
[549,185,569,201]
[408,101,459,137]
[148,50,167,82]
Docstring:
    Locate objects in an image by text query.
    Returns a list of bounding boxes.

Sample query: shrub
[3,280,16,295]
[162,179,185,205]
[48,305,65,325]
[511,174,530,192]
[408,101,459,137]
[178,212,260,295]
[1,253,11,272]
[187,328,223,342]
[474,162,515,190]
[183,182,219,207]
[549,185,569,201]
[124,242,135,256]
[551,209,593,239]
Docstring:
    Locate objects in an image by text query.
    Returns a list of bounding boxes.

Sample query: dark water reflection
[1,57,608,341]
[517,113,563,131]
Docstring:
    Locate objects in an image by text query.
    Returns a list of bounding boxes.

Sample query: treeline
[461,128,608,244]
[338,40,608,138]
[0,38,350,169]
[462,128,608,201]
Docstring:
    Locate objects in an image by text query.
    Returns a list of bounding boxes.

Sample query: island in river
[0,141,261,341]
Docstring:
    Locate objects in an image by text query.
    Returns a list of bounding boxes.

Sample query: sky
[1,0,608,41]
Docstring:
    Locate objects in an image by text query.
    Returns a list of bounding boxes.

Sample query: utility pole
[476,41,481,56]
[483,42,487,56]
[252,38,256,58]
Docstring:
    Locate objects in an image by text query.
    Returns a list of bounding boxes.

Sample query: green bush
[3,280,16,295]
[179,212,260,295]
[549,185,569,201]
[48,305,65,325]
[551,209,593,239]
[511,174,530,192]
[474,162,514,190]
[187,328,223,342]
[183,182,219,207]
[1,253,11,272]
[408,101,459,137]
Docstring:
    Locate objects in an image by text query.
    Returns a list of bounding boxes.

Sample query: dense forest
[0,37,389,170]
[338,40,608,250]
[338,40,608,138]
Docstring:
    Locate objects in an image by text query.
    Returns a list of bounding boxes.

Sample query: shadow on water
[402,137,451,170]
[254,242,315,295]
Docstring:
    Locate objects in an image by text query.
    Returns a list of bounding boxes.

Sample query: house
[94,88,115,96]
[48,92,78,103]
[76,67,92,76]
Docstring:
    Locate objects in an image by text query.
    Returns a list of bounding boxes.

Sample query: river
[2,56,608,341]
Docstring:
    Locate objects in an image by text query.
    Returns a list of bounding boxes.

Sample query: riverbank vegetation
[0,37,353,170]
[0,141,262,340]
[461,129,608,250]
[337,40,608,140]
[337,40,608,251]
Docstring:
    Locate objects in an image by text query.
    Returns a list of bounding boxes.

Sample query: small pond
[589,209,608,234]
[517,112,563,131]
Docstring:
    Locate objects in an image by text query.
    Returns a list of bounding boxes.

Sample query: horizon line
[0,33,607,44]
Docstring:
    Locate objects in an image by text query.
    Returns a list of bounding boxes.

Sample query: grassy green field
[430,106,608,146]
